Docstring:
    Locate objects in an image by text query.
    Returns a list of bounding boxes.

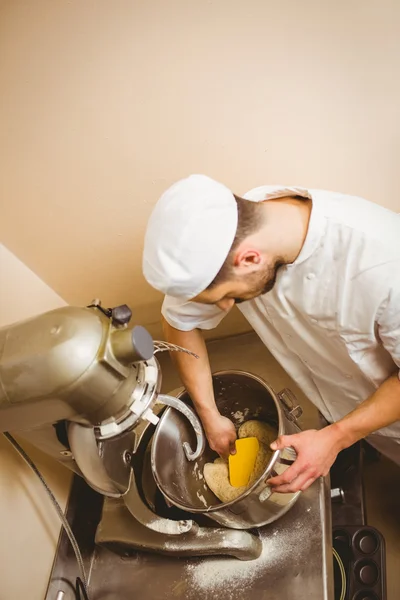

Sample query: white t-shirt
[162,186,400,459]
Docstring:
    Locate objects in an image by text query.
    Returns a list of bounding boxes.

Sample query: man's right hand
[203,414,237,457]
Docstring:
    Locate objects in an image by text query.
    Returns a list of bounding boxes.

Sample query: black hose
[76,577,90,600]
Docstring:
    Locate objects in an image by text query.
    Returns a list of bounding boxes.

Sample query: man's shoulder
[311,189,400,249]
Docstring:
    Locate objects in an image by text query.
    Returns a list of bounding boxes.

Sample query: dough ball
[203,461,245,503]
[203,421,275,503]
[238,420,277,447]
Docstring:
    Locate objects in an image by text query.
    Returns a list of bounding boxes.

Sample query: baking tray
[333,525,386,600]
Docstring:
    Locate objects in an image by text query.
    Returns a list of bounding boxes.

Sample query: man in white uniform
[143,174,400,493]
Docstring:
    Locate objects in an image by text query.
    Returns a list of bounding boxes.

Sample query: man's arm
[162,317,237,456]
[268,373,400,493]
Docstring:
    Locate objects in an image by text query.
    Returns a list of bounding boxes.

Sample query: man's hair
[207,195,265,288]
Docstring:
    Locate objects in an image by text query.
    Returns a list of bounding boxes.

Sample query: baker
[142,174,400,494]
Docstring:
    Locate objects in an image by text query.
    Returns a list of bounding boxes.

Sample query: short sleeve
[162,295,228,331]
[378,284,400,377]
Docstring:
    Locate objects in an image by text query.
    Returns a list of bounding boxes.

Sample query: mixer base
[96,496,262,560]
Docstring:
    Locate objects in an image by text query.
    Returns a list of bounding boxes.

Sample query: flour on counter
[184,511,312,596]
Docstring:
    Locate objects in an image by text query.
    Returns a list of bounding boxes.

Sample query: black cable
[3,432,90,598]
[76,577,90,600]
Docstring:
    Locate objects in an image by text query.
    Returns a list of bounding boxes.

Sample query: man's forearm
[162,317,219,420]
[331,373,400,448]
[162,317,237,456]
[268,372,400,493]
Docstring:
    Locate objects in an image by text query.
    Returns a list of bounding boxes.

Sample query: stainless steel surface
[0,303,163,437]
[122,465,196,535]
[55,592,65,600]
[156,394,206,461]
[97,423,261,556]
[90,477,333,600]
[277,387,303,421]
[68,423,122,497]
[0,300,206,505]
[46,473,333,600]
[321,476,335,600]
[0,304,146,429]
[97,496,262,560]
[152,370,302,529]
[93,357,160,441]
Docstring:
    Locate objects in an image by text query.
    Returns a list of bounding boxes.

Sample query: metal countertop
[88,477,333,600]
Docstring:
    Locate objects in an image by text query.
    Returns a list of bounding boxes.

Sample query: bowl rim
[151,369,286,513]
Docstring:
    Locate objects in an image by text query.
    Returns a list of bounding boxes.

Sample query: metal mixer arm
[156,395,205,461]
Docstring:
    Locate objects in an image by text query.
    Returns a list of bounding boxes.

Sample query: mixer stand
[93,396,261,561]
[96,495,262,560]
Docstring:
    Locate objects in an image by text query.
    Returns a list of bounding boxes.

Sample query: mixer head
[0,299,205,498]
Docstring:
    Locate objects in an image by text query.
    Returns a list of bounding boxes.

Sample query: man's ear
[233,247,262,269]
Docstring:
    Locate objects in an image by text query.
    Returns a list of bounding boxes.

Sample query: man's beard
[234,260,285,304]
[259,259,285,294]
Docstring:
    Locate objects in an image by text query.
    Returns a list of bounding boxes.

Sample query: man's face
[193,258,284,311]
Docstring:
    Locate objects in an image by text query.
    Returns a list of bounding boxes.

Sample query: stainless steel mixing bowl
[151,370,303,529]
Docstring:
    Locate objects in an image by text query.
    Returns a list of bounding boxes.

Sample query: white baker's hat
[143,174,238,299]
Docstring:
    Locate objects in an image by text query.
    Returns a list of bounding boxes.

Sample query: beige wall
[1,0,399,339]
[0,244,72,600]
[0,3,399,597]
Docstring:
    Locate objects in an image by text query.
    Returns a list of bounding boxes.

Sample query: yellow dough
[203,420,277,504]
[203,461,246,503]
[249,440,272,485]
[238,420,277,446]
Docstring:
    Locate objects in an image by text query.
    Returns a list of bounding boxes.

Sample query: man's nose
[216,298,235,311]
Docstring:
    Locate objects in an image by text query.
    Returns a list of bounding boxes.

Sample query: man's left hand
[268,426,343,493]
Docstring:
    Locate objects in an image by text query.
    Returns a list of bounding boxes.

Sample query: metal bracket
[277,388,303,423]
[122,470,197,536]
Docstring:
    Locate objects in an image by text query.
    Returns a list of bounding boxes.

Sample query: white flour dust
[230,408,250,424]
[193,461,204,480]
[184,511,312,597]
[196,490,208,507]
[185,533,279,595]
